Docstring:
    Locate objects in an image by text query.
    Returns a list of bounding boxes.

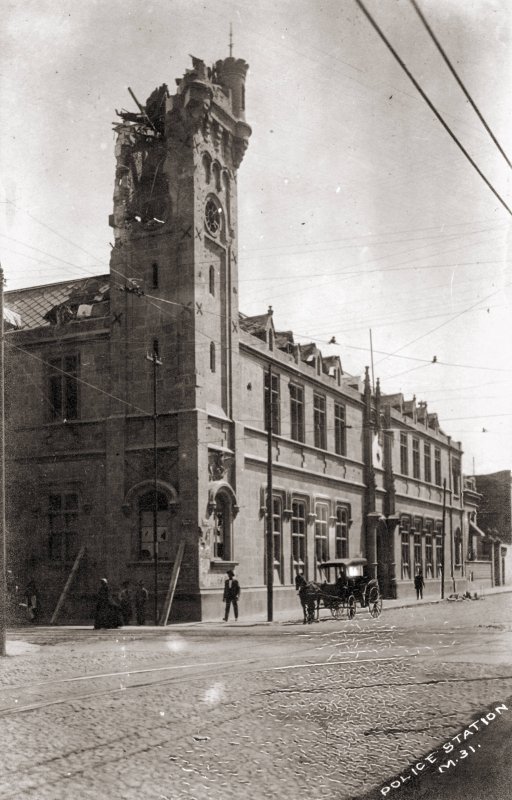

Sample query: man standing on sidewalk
[414,570,425,600]
[223,570,240,622]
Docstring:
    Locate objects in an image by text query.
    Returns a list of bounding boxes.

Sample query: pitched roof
[5,275,110,331]
[239,312,272,336]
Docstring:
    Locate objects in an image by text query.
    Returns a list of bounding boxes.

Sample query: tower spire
[229,23,233,57]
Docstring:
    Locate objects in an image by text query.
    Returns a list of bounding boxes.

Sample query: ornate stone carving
[208,451,233,481]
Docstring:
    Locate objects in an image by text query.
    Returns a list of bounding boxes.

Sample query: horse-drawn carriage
[298,558,382,623]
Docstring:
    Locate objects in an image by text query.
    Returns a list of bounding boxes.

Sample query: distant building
[4,51,506,622]
[474,471,512,587]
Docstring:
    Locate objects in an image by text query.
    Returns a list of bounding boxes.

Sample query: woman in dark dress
[94,578,122,629]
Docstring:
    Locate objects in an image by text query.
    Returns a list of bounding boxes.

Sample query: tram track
[1,646,481,719]
[0,647,422,718]
[3,616,510,719]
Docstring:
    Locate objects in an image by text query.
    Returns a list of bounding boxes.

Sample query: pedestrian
[24,579,40,623]
[223,569,240,622]
[134,580,149,625]
[119,581,133,625]
[94,578,122,629]
[414,570,425,600]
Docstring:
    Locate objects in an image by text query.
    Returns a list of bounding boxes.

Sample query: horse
[298,581,323,624]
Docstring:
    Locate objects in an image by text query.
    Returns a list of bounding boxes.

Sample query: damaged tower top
[110,53,252,236]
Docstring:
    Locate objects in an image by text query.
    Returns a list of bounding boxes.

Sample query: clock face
[205,197,222,235]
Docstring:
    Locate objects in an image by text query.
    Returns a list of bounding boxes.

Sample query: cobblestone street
[1,592,512,800]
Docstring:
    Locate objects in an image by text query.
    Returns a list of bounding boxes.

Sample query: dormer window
[268,329,274,351]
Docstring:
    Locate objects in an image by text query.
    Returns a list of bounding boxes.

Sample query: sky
[1,0,511,475]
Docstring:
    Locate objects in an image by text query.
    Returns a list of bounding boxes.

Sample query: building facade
[4,52,506,622]
[474,471,512,587]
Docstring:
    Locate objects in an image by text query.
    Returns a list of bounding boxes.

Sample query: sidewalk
[6,584,512,649]
[212,582,512,627]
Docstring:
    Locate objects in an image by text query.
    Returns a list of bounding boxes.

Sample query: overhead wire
[4,229,509,377]
[354,0,512,217]
[408,0,512,169]
[374,283,511,369]
[5,341,151,418]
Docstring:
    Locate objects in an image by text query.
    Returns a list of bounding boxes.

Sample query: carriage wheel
[347,595,357,620]
[331,602,344,620]
[368,586,382,618]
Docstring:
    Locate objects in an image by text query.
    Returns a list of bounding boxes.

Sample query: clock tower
[107,53,251,618]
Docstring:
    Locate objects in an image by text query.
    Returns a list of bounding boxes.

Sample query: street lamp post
[146,348,162,623]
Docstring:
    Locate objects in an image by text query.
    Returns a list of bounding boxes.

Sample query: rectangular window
[412,438,420,479]
[425,535,433,579]
[401,531,410,580]
[48,356,79,421]
[454,530,462,566]
[264,371,280,435]
[434,448,442,486]
[291,500,306,580]
[290,384,305,442]
[400,432,408,475]
[435,522,443,577]
[313,394,326,449]
[424,442,432,483]
[334,403,346,456]
[315,503,329,575]
[272,496,283,584]
[452,456,460,495]
[414,534,422,572]
[49,492,79,562]
[335,505,348,558]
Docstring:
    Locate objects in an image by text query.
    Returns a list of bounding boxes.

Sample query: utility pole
[0,266,5,656]
[146,348,162,623]
[441,478,447,600]
[265,363,274,622]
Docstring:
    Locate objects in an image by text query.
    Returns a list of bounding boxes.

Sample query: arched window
[138,490,171,560]
[214,492,232,560]
[212,162,221,193]
[209,265,215,296]
[202,153,211,184]
[210,342,216,372]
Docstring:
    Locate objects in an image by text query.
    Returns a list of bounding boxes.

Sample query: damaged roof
[5,275,110,331]
[239,311,273,337]
[4,306,23,330]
